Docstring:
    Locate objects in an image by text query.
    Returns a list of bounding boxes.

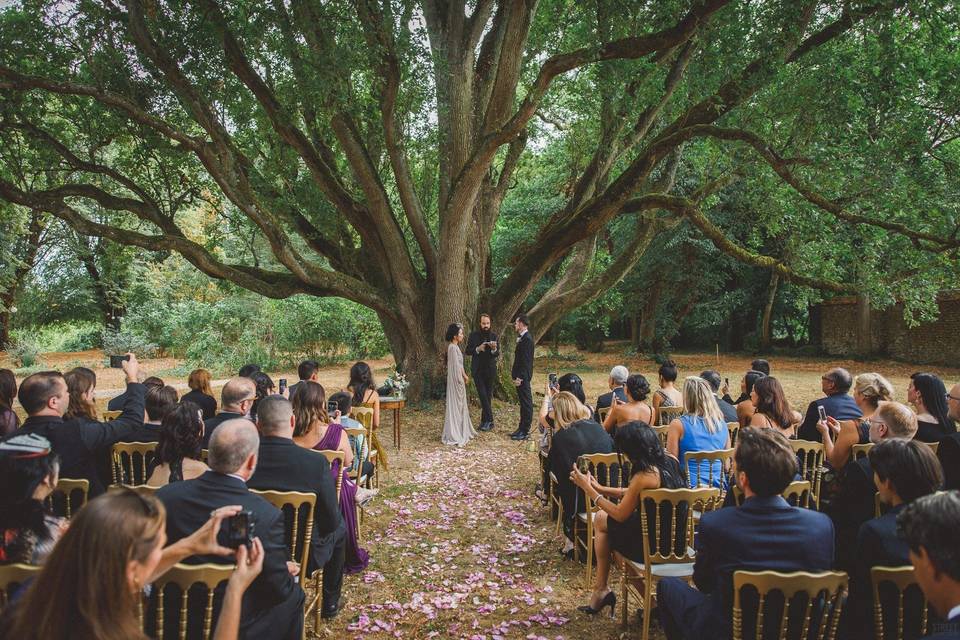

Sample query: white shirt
[949,603,960,621]
[227,473,247,484]
[517,329,528,342]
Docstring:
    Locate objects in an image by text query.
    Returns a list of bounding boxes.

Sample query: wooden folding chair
[871,566,928,640]
[0,563,41,611]
[46,477,89,519]
[149,563,234,639]
[789,439,825,508]
[732,570,848,640]
[111,441,158,487]
[573,453,632,590]
[618,487,721,640]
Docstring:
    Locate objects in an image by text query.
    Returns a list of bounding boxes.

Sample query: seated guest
[667,377,730,487]
[203,377,256,448]
[0,368,19,436]
[652,360,682,425]
[595,366,629,419]
[107,375,163,411]
[748,376,802,437]
[239,363,262,378]
[539,373,592,433]
[569,421,684,615]
[732,370,765,427]
[249,372,275,422]
[797,367,862,441]
[10,358,145,497]
[121,384,178,443]
[147,402,209,486]
[348,361,380,431]
[329,391,374,479]
[700,370,738,424]
[844,439,944,640]
[0,488,263,640]
[829,401,918,571]
[602,374,653,432]
[722,359,771,405]
[182,368,217,419]
[157,419,305,639]
[897,492,960,640]
[657,427,834,640]
[292,382,372,574]
[818,372,894,469]
[938,382,960,491]
[543,392,607,554]
[249,396,347,619]
[289,360,320,399]
[908,372,956,443]
[0,434,65,564]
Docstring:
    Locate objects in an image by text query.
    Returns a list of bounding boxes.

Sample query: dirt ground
[3,344,956,638]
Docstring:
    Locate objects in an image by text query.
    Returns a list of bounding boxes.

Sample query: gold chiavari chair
[111,441,158,487]
[683,448,735,498]
[102,410,123,421]
[789,440,825,508]
[46,477,89,519]
[871,566,928,640]
[853,442,874,461]
[132,484,160,498]
[727,422,740,448]
[250,490,315,584]
[548,471,563,536]
[730,480,812,508]
[652,425,671,449]
[596,406,610,424]
[200,449,209,463]
[923,441,939,455]
[312,449,345,506]
[618,487,721,639]
[150,563,233,639]
[0,563,41,611]
[657,405,684,426]
[574,453,632,590]
[732,570,848,640]
[352,407,380,486]
[344,425,371,530]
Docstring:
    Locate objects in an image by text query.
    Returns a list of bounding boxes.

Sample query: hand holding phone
[817,405,828,422]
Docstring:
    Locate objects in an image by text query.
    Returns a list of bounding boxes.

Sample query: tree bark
[0,210,46,345]
[759,271,780,351]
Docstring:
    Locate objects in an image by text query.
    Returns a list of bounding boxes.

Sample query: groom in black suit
[511,314,534,441]
[465,313,499,432]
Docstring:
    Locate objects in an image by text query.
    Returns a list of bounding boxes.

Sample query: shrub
[101,329,158,358]
[4,335,42,367]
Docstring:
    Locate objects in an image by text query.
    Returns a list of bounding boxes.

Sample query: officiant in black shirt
[465,314,499,432]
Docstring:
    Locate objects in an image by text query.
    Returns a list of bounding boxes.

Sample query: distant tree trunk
[630,312,641,349]
[73,237,125,330]
[638,279,663,351]
[759,271,780,351]
[856,294,873,357]
[0,211,45,345]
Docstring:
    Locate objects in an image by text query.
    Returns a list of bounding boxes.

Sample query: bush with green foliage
[4,335,41,367]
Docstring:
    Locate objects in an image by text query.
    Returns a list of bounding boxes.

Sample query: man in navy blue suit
[898,491,960,640]
[797,367,862,441]
[657,427,835,640]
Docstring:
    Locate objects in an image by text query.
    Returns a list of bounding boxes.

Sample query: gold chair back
[102,410,123,421]
[251,490,316,583]
[151,563,234,640]
[313,449,345,505]
[683,448,734,494]
[923,441,939,455]
[46,477,89,519]
[111,441,158,486]
[639,487,722,565]
[132,484,160,498]
[652,425,671,448]
[853,442,874,460]
[789,439,825,508]
[578,452,633,490]
[657,405,684,426]
[343,426,369,482]
[727,422,740,448]
[871,566,928,640]
[596,406,610,423]
[731,480,812,509]
[352,407,374,431]
[732,570,849,640]
[0,563,42,611]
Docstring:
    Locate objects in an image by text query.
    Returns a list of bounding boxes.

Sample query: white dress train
[442,342,476,446]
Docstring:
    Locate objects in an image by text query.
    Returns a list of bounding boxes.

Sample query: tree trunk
[638,279,663,351]
[759,271,780,351]
[0,211,45,345]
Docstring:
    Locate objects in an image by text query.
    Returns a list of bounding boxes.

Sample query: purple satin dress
[313,423,370,573]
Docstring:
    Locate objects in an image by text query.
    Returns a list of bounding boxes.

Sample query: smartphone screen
[818,405,827,421]
[548,373,558,387]
[278,378,287,394]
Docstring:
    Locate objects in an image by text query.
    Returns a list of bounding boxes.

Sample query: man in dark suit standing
[465,314,499,432]
[898,491,960,640]
[203,377,256,448]
[797,367,862,441]
[657,427,835,640]
[510,314,534,441]
[249,395,347,619]
[157,418,305,639]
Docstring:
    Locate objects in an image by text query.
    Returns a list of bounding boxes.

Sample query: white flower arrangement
[385,370,409,397]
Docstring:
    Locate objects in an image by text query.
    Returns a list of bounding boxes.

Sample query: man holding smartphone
[465,313,500,432]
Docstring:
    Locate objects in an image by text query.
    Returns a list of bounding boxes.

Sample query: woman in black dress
[908,372,956,442]
[182,368,217,419]
[146,403,209,486]
[569,421,684,615]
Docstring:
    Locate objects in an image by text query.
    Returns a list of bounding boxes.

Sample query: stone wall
[814,294,960,366]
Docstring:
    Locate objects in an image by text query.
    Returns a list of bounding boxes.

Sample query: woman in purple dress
[292,381,371,573]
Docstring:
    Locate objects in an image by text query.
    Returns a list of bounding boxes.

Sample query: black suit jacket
[547,420,614,523]
[248,437,343,572]
[156,471,303,637]
[939,433,960,491]
[181,390,217,420]
[203,411,249,448]
[465,330,500,372]
[595,388,628,413]
[797,393,863,441]
[511,332,534,382]
[120,422,162,443]
[828,456,877,571]
[715,395,739,424]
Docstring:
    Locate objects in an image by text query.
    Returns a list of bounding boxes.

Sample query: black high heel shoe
[577,590,616,617]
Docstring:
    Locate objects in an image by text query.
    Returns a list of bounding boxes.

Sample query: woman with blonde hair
[818,372,894,468]
[0,488,263,640]
[546,391,613,557]
[666,377,730,486]
[182,368,218,419]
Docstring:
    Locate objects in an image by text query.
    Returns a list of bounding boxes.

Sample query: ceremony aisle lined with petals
[320,403,627,640]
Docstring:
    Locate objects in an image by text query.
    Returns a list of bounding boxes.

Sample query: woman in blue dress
[666,377,730,487]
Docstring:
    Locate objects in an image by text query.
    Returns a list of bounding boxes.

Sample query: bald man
[203,377,256,447]
[157,419,305,638]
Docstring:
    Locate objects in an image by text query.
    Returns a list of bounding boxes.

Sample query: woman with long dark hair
[147,403,209,486]
[348,361,380,430]
[749,376,802,437]
[908,372,956,442]
[0,489,264,640]
[0,434,64,565]
[248,371,275,422]
[293,381,372,573]
[441,323,475,447]
[0,368,19,436]
[602,374,653,432]
[569,421,685,615]
[736,370,766,426]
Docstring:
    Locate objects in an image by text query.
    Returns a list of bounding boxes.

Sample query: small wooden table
[380,396,406,449]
